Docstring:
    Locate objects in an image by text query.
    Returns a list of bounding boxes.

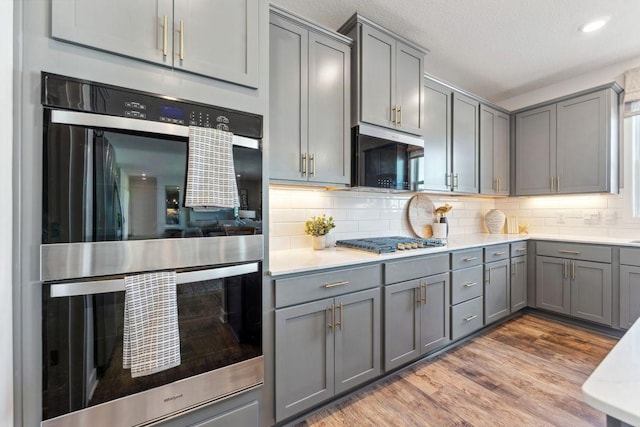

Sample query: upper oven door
[41,110,263,282]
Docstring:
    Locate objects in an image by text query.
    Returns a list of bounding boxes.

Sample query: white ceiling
[271,0,640,104]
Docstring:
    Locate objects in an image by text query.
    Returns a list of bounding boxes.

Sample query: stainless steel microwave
[351,124,425,191]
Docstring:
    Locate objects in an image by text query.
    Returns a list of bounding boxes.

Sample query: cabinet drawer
[275,264,381,308]
[621,248,640,266]
[536,241,611,263]
[484,244,509,262]
[193,401,259,427]
[451,296,484,341]
[451,249,483,270]
[451,265,483,305]
[384,254,449,284]
[510,241,528,257]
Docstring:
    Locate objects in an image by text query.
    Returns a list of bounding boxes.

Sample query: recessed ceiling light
[579,18,609,33]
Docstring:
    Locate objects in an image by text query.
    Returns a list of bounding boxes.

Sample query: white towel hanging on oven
[123,271,181,378]
[185,126,240,209]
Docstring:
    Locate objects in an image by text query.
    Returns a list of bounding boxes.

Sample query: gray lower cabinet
[189,401,259,427]
[619,248,640,329]
[52,0,259,87]
[510,255,527,312]
[269,8,351,185]
[484,259,510,324]
[536,256,612,325]
[274,288,380,422]
[384,272,450,371]
[515,86,620,196]
[480,104,510,196]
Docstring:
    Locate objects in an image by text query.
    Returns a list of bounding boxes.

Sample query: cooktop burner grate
[335,236,446,254]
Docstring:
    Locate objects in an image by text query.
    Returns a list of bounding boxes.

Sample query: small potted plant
[304,214,336,250]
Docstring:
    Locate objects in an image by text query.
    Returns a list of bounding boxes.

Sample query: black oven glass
[41,265,262,421]
[42,119,262,244]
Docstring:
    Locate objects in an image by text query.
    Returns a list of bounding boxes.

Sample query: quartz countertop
[268,233,640,277]
[582,319,640,426]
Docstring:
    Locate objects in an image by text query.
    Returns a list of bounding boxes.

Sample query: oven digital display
[160,105,184,119]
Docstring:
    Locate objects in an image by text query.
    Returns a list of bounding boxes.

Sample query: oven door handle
[48,262,260,298]
[49,109,260,149]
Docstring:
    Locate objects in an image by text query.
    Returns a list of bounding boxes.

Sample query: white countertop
[582,319,640,426]
[268,233,640,277]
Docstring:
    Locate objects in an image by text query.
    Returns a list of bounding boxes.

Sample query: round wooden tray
[407,194,436,238]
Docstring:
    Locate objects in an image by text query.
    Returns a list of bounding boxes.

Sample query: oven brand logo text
[163,393,184,403]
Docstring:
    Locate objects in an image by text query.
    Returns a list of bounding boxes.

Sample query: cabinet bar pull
[558,250,581,255]
[557,176,561,192]
[301,153,307,176]
[179,20,184,61]
[497,177,500,193]
[571,261,576,280]
[551,176,555,192]
[493,251,506,256]
[324,280,349,288]
[446,173,451,188]
[453,173,459,189]
[516,248,526,252]
[310,153,316,176]
[463,256,478,262]
[422,283,427,304]
[398,106,402,126]
[512,262,517,276]
[487,268,492,284]
[327,304,334,331]
[336,303,343,330]
[392,105,397,125]
[162,15,168,57]
[564,260,569,279]
[464,315,478,322]
[416,286,422,305]
[463,282,478,288]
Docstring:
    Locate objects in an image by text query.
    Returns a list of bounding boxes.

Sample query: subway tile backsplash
[269,187,640,251]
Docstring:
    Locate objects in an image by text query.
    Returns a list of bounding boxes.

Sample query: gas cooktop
[335,236,446,254]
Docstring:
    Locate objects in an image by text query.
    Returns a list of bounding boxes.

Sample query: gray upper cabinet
[515,86,620,196]
[423,79,452,192]
[269,9,351,185]
[340,15,426,136]
[480,105,510,196]
[452,93,480,194]
[52,0,259,87]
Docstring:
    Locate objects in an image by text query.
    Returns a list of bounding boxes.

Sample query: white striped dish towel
[185,126,240,209]
[123,271,181,378]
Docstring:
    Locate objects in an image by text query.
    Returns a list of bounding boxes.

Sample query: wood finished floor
[297,314,618,427]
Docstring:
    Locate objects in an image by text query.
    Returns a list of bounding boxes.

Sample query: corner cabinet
[422,78,479,194]
[515,86,620,196]
[620,248,640,329]
[269,8,351,185]
[339,14,426,136]
[273,265,381,422]
[480,105,510,196]
[52,0,259,87]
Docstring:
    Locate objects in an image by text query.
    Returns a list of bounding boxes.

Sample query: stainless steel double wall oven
[40,73,264,426]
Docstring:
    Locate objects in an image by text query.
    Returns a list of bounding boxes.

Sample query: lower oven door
[42,262,263,427]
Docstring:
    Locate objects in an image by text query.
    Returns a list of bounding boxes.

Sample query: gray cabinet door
[192,401,259,427]
[308,33,351,185]
[173,0,258,87]
[419,273,451,354]
[620,265,640,329]
[360,23,395,129]
[52,0,172,67]
[484,259,510,324]
[556,90,608,194]
[480,105,510,195]
[535,256,570,315]
[274,298,334,421]
[452,92,479,194]
[269,15,308,182]
[334,288,381,394]
[395,42,424,135]
[384,279,420,371]
[423,79,452,192]
[571,260,612,326]
[515,104,557,195]
[510,255,527,312]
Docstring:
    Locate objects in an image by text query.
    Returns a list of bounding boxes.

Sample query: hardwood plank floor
[297,314,618,427]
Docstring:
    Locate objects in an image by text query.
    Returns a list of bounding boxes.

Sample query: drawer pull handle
[558,250,581,255]
[416,286,422,305]
[464,315,478,322]
[324,281,349,288]
[493,251,506,256]
[463,282,478,288]
[327,304,335,331]
[336,303,343,330]
[516,248,526,252]
[422,283,427,304]
[463,257,478,262]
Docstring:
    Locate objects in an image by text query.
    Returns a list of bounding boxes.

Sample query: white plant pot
[311,235,326,250]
